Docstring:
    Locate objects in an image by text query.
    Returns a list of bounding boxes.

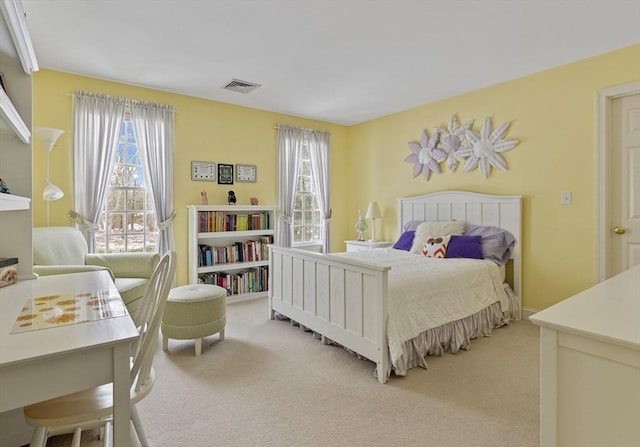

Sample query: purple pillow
[393,230,415,251]
[464,223,516,265]
[403,220,424,232]
[445,235,483,259]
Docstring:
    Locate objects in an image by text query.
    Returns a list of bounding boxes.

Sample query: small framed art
[236,164,257,183]
[191,161,215,181]
[217,163,234,185]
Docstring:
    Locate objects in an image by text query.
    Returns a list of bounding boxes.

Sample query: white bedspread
[335,248,510,364]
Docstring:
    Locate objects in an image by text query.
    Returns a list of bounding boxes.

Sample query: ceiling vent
[222,78,261,94]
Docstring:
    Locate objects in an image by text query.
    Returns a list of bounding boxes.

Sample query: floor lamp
[34,127,65,226]
[365,201,382,242]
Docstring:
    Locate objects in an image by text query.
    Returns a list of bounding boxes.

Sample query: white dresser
[529,264,640,447]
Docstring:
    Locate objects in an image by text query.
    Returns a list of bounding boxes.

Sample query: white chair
[23,251,177,447]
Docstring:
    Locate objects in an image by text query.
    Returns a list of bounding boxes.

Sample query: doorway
[596,81,640,281]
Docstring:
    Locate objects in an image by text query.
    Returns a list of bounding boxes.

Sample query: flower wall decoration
[457,117,519,179]
[404,129,447,180]
[405,114,519,180]
[436,115,474,172]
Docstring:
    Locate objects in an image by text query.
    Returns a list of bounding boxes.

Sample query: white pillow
[410,220,465,254]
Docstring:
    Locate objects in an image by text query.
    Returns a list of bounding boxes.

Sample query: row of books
[198,211,271,233]
[198,236,273,267]
[198,266,268,296]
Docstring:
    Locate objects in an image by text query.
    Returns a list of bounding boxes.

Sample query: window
[95,119,158,253]
[292,143,322,245]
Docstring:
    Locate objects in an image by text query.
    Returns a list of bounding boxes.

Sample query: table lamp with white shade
[365,201,382,242]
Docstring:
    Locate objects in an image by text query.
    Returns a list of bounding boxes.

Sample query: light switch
[561,192,572,205]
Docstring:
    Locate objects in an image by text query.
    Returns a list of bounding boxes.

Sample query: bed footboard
[269,246,391,383]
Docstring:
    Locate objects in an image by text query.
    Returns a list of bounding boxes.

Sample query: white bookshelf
[187,205,275,302]
[0,2,38,445]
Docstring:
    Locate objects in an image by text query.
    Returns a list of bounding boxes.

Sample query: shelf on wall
[0,192,30,211]
[0,87,30,144]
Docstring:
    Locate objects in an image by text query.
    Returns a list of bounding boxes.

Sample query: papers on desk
[10,288,127,334]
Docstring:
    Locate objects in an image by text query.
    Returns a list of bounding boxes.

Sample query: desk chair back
[131,250,176,393]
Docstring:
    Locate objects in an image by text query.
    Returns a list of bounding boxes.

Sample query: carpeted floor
[43,297,540,447]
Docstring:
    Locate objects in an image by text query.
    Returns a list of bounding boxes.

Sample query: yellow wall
[32,70,349,286]
[33,44,640,310]
[348,44,640,310]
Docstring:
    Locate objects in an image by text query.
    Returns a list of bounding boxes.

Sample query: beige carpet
[43,298,540,447]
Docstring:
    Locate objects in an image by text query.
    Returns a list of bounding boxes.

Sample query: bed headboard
[397,191,522,307]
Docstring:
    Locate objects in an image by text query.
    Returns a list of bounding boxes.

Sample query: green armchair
[33,226,160,317]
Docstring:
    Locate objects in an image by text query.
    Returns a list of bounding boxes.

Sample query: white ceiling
[20,0,640,126]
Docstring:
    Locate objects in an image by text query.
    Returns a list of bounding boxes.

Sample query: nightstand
[344,240,393,252]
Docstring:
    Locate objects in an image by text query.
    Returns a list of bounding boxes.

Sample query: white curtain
[275,124,303,247]
[130,100,175,255]
[307,130,331,253]
[71,91,126,251]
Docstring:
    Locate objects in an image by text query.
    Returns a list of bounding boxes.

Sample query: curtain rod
[67,91,177,113]
[274,123,331,136]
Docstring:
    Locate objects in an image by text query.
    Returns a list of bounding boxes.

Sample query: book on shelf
[197,211,271,233]
[198,265,269,297]
[197,238,273,267]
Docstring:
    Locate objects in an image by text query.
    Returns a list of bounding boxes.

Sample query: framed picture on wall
[236,164,257,183]
[218,163,234,185]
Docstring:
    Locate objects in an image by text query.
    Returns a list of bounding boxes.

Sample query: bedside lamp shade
[365,201,382,242]
[365,202,382,220]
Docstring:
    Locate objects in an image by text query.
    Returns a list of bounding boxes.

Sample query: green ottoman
[161,284,227,356]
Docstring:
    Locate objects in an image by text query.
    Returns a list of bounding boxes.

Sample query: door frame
[596,81,640,281]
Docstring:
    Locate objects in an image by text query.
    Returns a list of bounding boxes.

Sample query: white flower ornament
[405,129,447,180]
[457,117,519,179]
[434,115,474,172]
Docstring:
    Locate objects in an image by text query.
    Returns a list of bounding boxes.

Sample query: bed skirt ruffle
[274,284,519,381]
[391,301,508,377]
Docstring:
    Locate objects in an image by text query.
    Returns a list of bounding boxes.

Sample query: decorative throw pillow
[410,220,465,254]
[445,235,483,259]
[421,235,451,258]
[392,230,415,251]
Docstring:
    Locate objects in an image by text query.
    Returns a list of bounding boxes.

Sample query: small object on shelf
[0,258,18,288]
[250,197,258,205]
[200,191,208,205]
[0,178,10,194]
[228,190,237,205]
[354,209,367,241]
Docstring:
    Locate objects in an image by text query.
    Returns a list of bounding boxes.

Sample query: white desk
[529,264,640,447]
[0,271,139,446]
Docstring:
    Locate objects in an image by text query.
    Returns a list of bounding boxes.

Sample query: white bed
[268,191,522,383]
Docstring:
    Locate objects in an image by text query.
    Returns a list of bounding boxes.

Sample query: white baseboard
[522,307,539,320]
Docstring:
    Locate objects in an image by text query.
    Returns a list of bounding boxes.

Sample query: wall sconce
[34,126,64,225]
[365,201,382,242]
